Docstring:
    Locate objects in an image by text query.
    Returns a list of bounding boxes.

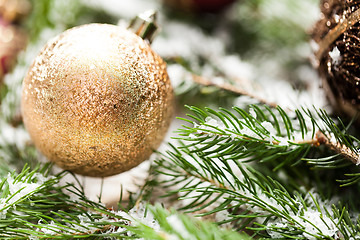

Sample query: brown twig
[315,130,360,165]
[191,74,278,108]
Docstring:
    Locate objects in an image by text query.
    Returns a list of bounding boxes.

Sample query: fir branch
[155,145,360,239]
[0,163,252,239]
[152,104,360,237]
[175,105,312,171]
[0,165,131,239]
[26,0,84,42]
[176,105,360,172]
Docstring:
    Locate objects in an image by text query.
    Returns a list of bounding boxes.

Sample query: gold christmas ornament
[0,0,31,23]
[21,21,174,177]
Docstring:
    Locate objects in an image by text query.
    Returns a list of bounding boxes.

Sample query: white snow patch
[293,209,338,240]
[167,64,193,89]
[214,209,233,229]
[114,203,160,232]
[152,21,225,61]
[329,47,341,65]
[266,191,340,239]
[249,108,257,118]
[267,222,288,238]
[37,207,128,235]
[7,175,40,203]
[5,173,53,204]
[195,117,225,137]
[216,55,255,84]
[0,121,30,150]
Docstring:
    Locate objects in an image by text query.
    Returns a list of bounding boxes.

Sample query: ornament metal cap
[128,10,159,43]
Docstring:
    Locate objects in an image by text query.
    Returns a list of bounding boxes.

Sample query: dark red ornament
[164,0,236,13]
[0,18,27,80]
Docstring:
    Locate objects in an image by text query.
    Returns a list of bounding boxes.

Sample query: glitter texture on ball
[21,24,174,177]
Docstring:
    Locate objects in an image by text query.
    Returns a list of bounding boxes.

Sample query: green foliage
[4,0,360,239]
[0,165,130,239]
[0,164,253,239]
[128,205,251,240]
[155,146,360,239]
[27,0,118,42]
[177,105,312,164]
[2,103,359,239]
[152,105,360,239]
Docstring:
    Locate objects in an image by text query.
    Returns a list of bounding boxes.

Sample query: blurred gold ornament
[21,23,174,177]
[0,0,31,23]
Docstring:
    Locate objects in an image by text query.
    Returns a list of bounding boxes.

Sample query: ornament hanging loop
[128,10,159,43]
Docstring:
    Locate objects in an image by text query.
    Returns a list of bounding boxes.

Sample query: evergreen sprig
[155,143,360,239]
[0,163,254,239]
[176,105,360,175]
[152,105,360,238]
[0,165,131,239]
[2,0,359,239]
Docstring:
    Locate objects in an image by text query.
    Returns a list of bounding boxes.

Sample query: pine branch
[155,145,360,239]
[0,0,334,239]
[149,104,360,238]
[0,163,255,239]
[0,165,132,239]
[175,105,360,175]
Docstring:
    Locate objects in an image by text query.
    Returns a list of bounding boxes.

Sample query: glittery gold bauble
[21,24,174,177]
